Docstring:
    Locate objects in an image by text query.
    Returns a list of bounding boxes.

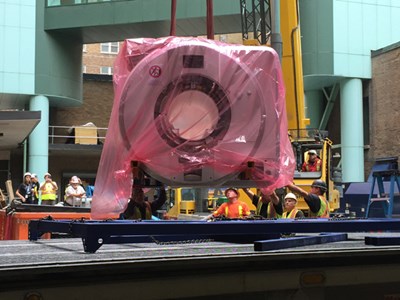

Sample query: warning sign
[149,65,162,78]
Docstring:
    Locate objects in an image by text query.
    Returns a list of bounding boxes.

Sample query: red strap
[170,0,177,36]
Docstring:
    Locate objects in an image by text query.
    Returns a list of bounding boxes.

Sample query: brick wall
[53,76,114,129]
[45,76,114,194]
[369,44,400,174]
[83,43,119,74]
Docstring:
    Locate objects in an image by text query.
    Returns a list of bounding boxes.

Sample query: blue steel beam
[254,233,348,251]
[29,218,400,253]
[365,236,400,246]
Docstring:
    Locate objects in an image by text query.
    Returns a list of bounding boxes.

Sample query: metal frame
[366,170,400,218]
[240,0,272,45]
[29,218,400,253]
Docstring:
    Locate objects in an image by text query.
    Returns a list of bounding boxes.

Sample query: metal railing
[49,125,107,145]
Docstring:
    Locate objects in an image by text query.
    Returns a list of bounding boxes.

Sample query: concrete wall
[333,0,400,79]
[301,0,400,79]
[35,0,83,106]
[0,0,36,107]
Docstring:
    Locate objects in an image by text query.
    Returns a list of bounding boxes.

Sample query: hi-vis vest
[41,182,57,200]
[257,200,282,218]
[310,195,330,218]
[225,205,243,218]
[304,159,322,172]
[283,208,299,219]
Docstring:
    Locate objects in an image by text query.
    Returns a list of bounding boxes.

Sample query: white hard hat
[24,172,32,178]
[284,192,297,202]
[70,176,80,184]
[308,150,317,155]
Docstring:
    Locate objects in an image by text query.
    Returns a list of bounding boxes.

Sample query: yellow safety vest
[283,208,299,219]
[41,182,57,201]
[310,196,330,218]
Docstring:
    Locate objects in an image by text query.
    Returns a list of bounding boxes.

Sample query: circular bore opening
[166,90,219,141]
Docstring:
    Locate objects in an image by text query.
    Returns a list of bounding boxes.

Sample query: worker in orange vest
[301,149,322,172]
[208,188,251,219]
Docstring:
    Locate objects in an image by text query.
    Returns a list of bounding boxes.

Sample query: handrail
[49,125,107,145]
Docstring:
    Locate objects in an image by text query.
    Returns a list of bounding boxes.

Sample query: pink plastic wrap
[91,36,295,219]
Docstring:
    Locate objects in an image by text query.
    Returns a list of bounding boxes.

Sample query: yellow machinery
[241,0,340,214]
[165,187,257,218]
[289,129,340,213]
[165,188,196,218]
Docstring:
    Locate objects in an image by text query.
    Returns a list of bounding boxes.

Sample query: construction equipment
[289,129,340,214]
[123,0,340,218]
[165,187,256,218]
[240,0,340,215]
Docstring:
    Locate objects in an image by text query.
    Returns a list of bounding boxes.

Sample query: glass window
[100,42,119,54]
[100,66,113,75]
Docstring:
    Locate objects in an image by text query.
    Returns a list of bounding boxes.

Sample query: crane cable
[170,0,177,36]
[206,0,214,39]
[170,0,214,39]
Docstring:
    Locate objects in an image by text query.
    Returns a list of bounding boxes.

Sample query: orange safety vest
[225,205,243,218]
[304,158,322,172]
[213,201,250,218]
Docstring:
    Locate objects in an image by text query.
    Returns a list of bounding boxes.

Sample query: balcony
[44,0,241,44]
[48,125,107,156]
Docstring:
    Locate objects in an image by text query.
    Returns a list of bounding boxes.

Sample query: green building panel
[300,0,400,86]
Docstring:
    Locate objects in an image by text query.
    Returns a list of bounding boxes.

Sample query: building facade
[1,0,400,199]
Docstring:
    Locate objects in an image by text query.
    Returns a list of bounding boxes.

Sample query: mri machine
[91,37,295,218]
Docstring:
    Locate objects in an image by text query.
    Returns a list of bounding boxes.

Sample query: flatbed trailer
[2,232,400,299]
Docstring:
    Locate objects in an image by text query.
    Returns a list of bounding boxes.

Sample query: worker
[64,176,86,207]
[287,180,330,218]
[302,149,322,172]
[282,193,304,219]
[208,188,251,219]
[15,172,33,204]
[242,188,283,218]
[121,185,166,220]
[31,174,40,204]
[40,173,58,205]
